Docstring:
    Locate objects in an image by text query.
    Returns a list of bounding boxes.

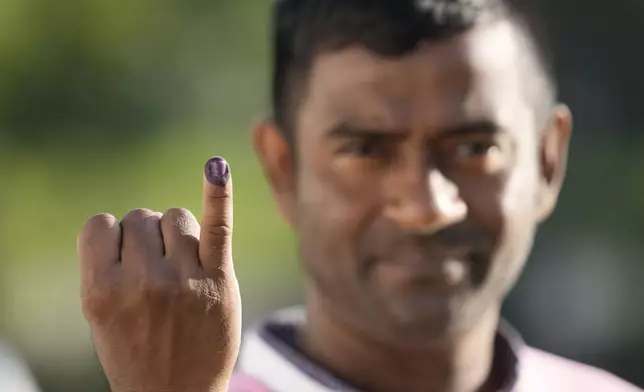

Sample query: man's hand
[78,157,241,392]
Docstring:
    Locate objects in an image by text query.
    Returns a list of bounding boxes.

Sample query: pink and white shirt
[229,307,641,392]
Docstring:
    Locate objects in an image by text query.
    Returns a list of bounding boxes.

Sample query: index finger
[199,156,233,271]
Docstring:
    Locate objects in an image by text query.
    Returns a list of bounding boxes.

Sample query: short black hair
[271,0,556,142]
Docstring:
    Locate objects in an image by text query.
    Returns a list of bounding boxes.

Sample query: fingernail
[205,156,231,186]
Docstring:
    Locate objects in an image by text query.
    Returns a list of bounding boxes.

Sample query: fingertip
[204,156,231,187]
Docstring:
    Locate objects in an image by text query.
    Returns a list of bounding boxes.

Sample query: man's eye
[455,140,498,158]
[340,138,385,157]
[445,138,508,173]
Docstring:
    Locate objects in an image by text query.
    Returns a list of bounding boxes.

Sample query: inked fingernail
[205,156,231,186]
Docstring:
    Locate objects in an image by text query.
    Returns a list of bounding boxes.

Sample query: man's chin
[378,295,473,346]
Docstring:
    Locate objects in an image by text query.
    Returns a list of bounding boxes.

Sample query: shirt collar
[238,306,524,392]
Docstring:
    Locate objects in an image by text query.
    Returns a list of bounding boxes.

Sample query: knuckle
[203,209,232,229]
[162,208,198,228]
[205,191,231,201]
[87,213,117,227]
[81,213,117,236]
[122,208,157,223]
[205,224,233,238]
[163,207,194,219]
[78,214,118,249]
[81,286,117,322]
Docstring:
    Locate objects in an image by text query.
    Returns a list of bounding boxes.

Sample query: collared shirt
[230,307,641,392]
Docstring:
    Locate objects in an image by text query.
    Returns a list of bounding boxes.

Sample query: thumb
[199,156,233,271]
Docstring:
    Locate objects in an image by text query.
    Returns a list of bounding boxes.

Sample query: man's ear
[252,120,298,226]
[536,104,573,222]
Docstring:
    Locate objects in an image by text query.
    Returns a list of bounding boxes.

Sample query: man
[77,0,641,391]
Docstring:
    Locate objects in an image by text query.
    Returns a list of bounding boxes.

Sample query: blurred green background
[0,0,642,390]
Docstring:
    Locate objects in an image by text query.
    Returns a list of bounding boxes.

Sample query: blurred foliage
[0,0,643,391]
[0,0,270,145]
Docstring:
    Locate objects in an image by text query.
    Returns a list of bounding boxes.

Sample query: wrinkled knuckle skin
[162,208,198,234]
[122,208,157,222]
[205,224,233,238]
[205,192,231,201]
[163,207,194,220]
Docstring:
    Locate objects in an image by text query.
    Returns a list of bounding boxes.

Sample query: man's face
[255,21,571,346]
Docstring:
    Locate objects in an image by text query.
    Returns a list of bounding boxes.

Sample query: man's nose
[383,167,467,234]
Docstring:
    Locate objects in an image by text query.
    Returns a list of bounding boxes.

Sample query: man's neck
[300,296,503,392]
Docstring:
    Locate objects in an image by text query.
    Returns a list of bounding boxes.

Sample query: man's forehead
[310,19,522,75]
[303,20,528,128]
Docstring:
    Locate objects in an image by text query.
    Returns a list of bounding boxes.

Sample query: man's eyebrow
[325,121,406,139]
[440,120,501,137]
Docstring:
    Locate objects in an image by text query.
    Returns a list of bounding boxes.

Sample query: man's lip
[381,258,464,271]
[375,257,470,287]
[383,246,472,266]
